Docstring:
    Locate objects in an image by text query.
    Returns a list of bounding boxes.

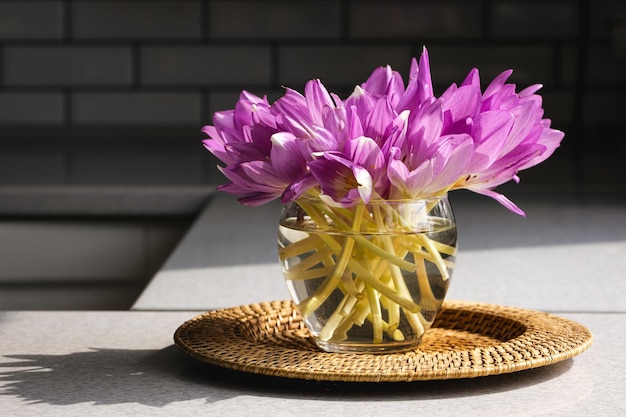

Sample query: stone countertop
[0,310,623,417]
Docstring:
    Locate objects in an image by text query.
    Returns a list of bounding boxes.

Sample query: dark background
[1,0,624,187]
[0,0,624,309]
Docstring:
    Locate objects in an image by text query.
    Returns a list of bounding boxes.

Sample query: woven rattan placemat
[174,300,592,382]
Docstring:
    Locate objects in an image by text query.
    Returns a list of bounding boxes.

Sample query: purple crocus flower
[387,132,475,200]
[272,80,344,153]
[202,91,276,166]
[202,91,307,206]
[308,151,373,207]
[441,69,565,215]
[202,47,564,214]
[218,161,291,206]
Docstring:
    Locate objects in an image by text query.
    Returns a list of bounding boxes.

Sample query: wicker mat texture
[174,300,592,382]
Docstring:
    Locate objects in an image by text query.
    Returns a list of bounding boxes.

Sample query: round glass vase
[277,195,457,354]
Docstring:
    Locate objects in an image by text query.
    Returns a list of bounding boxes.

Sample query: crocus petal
[308,126,342,154]
[387,148,433,199]
[345,85,376,125]
[282,173,318,203]
[396,47,434,112]
[354,165,374,203]
[234,91,275,129]
[309,153,373,206]
[517,126,564,170]
[322,105,348,146]
[404,161,434,198]
[396,58,419,112]
[237,192,283,207]
[201,134,233,165]
[272,88,313,138]
[426,134,474,192]
[441,84,482,133]
[345,135,388,195]
[270,132,307,180]
[465,142,545,190]
[216,163,286,206]
[363,98,397,146]
[472,110,515,145]
[468,187,526,217]
[498,100,542,156]
[404,98,444,158]
[362,65,405,106]
[362,65,393,97]
[220,162,285,192]
[416,46,434,104]
[211,110,236,137]
[386,148,409,199]
[346,106,365,140]
[345,136,385,171]
[227,140,270,162]
[381,110,410,155]
[483,69,514,100]
[405,162,434,196]
[519,84,543,97]
[469,110,515,171]
[387,155,409,188]
[305,79,335,125]
[460,68,480,88]
[218,182,283,206]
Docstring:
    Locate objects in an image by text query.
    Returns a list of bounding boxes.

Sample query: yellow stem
[343,258,421,313]
[283,265,336,281]
[378,198,453,281]
[284,196,455,344]
[297,205,364,318]
[366,285,383,343]
[320,206,417,272]
[416,234,450,281]
[282,245,335,279]
[278,235,324,259]
[414,254,438,312]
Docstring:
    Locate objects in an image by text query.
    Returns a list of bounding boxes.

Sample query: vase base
[314,337,422,354]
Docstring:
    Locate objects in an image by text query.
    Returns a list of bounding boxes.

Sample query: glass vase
[277,195,457,354]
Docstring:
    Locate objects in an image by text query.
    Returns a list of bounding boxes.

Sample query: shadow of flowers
[1,344,577,407]
[0,346,235,407]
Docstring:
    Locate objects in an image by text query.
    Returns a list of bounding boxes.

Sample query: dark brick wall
[0,0,624,187]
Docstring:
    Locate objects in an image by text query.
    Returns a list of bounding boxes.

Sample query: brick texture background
[0,0,625,187]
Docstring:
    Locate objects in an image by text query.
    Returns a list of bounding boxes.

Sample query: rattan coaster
[174,300,592,382]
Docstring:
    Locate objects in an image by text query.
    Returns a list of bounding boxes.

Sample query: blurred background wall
[0,0,624,309]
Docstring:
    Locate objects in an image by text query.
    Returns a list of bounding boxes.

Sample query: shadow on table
[1,344,575,407]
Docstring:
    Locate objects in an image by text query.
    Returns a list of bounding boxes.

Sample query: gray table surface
[2,188,626,416]
[0,310,622,417]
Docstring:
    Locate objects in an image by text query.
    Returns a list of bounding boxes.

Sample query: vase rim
[292,193,449,206]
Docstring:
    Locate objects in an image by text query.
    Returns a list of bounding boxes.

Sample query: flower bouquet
[202,47,564,353]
